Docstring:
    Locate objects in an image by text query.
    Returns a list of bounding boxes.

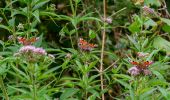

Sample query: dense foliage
[0,0,170,100]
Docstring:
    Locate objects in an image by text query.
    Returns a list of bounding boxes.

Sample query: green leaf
[114,74,133,80]
[0,62,9,75]
[88,95,96,100]
[153,36,170,52]
[11,63,29,80]
[33,0,50,11]
[115,79,130,89]
[128,21,140,33]
[74,0,81,4]
[128,15,142,33]
[144,19,157,28]
[8,85,29,94]
[89,30,96,39]
[127,35,140,50]
[139,87,157,100]
[0,24,11,32]
[162,24,170,33]
[87,60,98,72]
[8,18,15,27]
[144,0,161,7]
[32,10,40,22]
[148,79,169,86]
[129,85,135,100]
[161,18,170,26]
[142,38,148,48]
[60,88,79,100]
[61,59,70,69]
[11,9,27,17]
[158,86,168,99]
[39,11,59,17]
[69,29,76,35]
[152,70,165,81]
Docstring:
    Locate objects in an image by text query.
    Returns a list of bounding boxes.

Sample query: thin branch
[100,0,106,100]
[103,59,119,72]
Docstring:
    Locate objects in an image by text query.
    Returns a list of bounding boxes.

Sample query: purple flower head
[137,52,149,57]
[142,6,155,16]
[33,48,47,56]
[143,69,152,75]
[128,66,140,76]
[19,45,36,54]
[102,17,112,24]
[105,17,112,24]
[16,45,51,63]
[19,45,47,56]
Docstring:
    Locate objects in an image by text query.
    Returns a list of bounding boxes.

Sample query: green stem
[69,0,75,16]
[0,76,9,100]
[27,1,32,38]
[32,74,36,100]
[70,34,74,49]
[30,64,37,100]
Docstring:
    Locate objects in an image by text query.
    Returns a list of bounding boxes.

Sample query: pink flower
[19,45,47,56]
[19,45,36,53]
[34,48,47,55]
[142,6,155,16]
[102,17,112,24]
[16,45,55,63]
[137,52,149,57]
[128,66,140,76]
[143,69,152,75]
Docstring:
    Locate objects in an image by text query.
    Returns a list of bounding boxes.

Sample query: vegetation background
[0,0,170,100]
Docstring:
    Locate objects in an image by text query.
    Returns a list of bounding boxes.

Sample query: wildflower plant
[9,45,55,99]
[15,45,47,63]
[128,52,153,76]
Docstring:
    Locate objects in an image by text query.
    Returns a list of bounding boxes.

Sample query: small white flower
[17,23,24,30]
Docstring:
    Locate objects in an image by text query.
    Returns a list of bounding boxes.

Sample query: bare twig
[100,0,106,100]
[103,59,119,72]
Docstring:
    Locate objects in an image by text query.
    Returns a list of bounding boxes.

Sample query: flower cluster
[128,52,153,76]
[19,45,47,55]
[128,66,152,76]
[17,23,24,30]
[15,45,54,63]
[102,17,112,24]
[137,52,149,57]
[142,6,157,17]
[128,66,140,76]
